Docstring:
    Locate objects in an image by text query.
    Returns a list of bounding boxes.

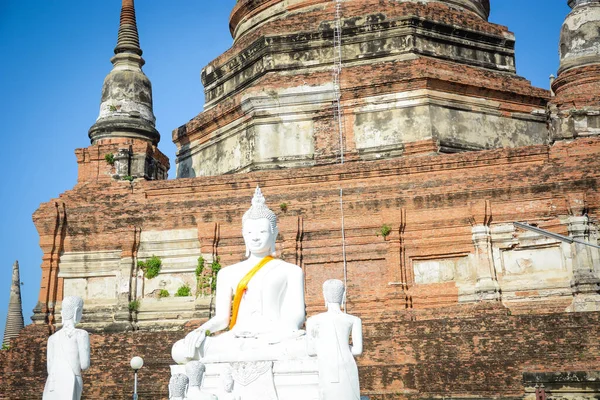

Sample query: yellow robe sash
[229,256,274,330]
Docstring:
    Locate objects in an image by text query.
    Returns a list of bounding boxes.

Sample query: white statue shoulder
[76,329,90,339]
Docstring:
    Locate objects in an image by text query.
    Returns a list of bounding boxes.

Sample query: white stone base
[171,358,319,400]
[567,294,600,312]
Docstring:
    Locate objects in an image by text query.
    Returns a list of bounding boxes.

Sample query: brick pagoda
[1,0,600,399]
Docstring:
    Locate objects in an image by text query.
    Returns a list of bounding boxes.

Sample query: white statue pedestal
[170,356,319,400]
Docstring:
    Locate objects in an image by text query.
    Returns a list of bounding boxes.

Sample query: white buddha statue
[306,279,363,400]
[185,361,217,400]
[169,373,189,400]
[172,186,306,364]
[43,296,90,400]
[219,369,238,400]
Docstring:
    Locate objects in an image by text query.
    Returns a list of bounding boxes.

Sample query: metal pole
[133,370,138,400]
[514,222,600,250]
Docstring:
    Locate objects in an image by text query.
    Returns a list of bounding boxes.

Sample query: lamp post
[130,356,144,400]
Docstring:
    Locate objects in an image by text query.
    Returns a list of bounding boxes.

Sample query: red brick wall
[2,308,599,399]
[32,138,600,321]
[552,64,600,111]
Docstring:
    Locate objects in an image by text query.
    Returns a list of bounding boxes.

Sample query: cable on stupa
[332,0,348,313]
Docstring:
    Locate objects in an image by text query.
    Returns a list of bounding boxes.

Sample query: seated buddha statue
[172,187,306,364]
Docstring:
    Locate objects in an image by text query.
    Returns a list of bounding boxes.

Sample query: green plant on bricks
[378,224,392,238]
[210,257,222,292]
[104,153,115,165]
[128,300,140,312]
[176,284,192,297]
[196,255,205,278]
[158,289,170,298]
[197,275,212,297]
[138,255,162,279]
[196,255,206,296]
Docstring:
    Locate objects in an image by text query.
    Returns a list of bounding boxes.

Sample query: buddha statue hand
[184,327,207,359]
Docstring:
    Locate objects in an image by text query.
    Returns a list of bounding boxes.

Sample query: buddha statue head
[185,361,206,387]
[169,373,189,399]
[242,186,278,257]
[323,279,345,306]
[61,296,84,324]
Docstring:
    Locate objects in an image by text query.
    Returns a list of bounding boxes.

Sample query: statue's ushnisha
[172,186,306,364]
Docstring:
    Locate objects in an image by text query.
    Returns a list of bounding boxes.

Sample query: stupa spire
[88,0,159,146]
[3,261,24,347]
[114,0,142,56]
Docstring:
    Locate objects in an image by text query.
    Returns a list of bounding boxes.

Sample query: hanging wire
[332,0,348,312]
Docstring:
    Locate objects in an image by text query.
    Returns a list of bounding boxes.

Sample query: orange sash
[229,256,274,330]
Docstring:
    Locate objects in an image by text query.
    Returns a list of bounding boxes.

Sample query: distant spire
[114,0,142,56]
[3,261,24,347]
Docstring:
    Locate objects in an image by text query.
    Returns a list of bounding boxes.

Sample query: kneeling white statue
[43,296,90,400]
[172,186,306,365]
[306,280,363,400]
[219,369,238,400]
[185,361,217,400]
[169,373,189,400]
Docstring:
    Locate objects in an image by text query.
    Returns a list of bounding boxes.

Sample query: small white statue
[219,369,238,400]
[43,296,90,400]
[306,279,363,400]
[172,186,306,363]
[185,361,217,400]
[169,373,189,400]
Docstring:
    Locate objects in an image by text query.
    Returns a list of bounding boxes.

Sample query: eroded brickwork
[2,308,599,399]
[30,138,600,327]
[175,0,550,177]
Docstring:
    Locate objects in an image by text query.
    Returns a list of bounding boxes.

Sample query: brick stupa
[1,1,600,399]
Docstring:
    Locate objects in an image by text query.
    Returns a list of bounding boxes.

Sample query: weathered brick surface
[552,64,600,111]
[2,307,599,399]
[359,307,600,399]
[178,57,548,155]
[227,0,507,60]
[33,138,600,320]
[76,137,169,184]
[174,0,547,169]
[0,324,182,399]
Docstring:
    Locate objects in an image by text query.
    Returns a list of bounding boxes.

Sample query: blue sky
[0,0,571,337]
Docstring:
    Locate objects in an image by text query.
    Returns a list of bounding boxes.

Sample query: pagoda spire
[114,0,142,56]
[88,0,160,146]
[2,261,24,347]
